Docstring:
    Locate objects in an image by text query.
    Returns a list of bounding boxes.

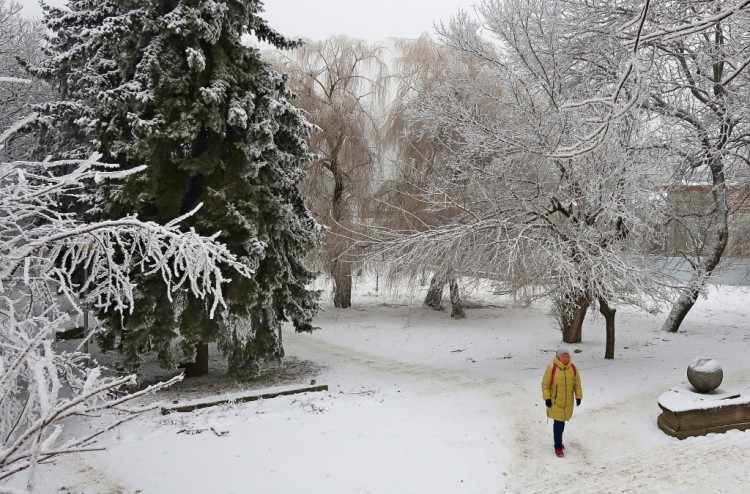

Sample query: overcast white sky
[17,0,480,42]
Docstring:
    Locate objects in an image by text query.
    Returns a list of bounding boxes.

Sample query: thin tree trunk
[599,298,617,359]
[562,295,589,344]
[424,273,446,310]
[662,162,729,332]
[420,269,428,286]
[184,341,209,377]
[449,278,465,319]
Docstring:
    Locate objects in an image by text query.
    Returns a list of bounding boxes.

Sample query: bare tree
[268,37,387,308]
[0,0,48,162]
[639,1,750,332]
[377,36,480,317]
[352,1,674,357]
[547,0,750,332]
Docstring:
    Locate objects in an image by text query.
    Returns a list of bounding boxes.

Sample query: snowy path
[285,325,750,494]
[510,385,750,493]
[520,431,750,493]
[509,356,750,493]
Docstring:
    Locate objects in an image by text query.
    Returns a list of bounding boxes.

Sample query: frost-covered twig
[0,113,37,153]
[626,0,750,46]
[555,0,750,157]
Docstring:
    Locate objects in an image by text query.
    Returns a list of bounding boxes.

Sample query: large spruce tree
[33,0,320,376]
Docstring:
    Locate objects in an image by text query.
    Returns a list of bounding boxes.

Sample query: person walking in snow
[541,347,583,457]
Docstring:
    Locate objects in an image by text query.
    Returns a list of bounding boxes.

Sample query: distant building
[663,184,750,258]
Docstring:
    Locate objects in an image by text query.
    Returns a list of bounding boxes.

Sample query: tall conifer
[33,0,320,376]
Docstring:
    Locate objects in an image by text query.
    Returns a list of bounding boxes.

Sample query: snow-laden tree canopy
[539,0,750,332]
[30,0,322,375]
[359,1,679,353]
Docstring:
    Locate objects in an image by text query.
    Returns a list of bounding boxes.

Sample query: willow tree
[379,35,469,318]
[269,36,387,308]
[31,0,320,376]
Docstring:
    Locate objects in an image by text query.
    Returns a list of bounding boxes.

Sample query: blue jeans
[553,420,565,449]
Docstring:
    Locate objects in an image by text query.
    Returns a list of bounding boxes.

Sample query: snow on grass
[11,278,750,493]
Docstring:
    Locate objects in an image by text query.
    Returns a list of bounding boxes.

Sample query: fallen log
[161,384,329,414]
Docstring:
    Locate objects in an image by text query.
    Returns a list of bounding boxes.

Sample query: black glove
[576,398,581,406]
[545,399,552,408]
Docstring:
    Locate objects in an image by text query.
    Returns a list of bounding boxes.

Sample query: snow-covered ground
[14,278,750,493]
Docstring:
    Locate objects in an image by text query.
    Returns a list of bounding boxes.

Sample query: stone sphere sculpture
[687,357,723,393]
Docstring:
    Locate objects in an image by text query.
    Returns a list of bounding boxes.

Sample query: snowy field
[13,277,750,493]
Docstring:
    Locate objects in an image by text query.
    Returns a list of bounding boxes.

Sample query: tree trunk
[449,278,465,319]
[184,341,209,377]
[562,295,589,344]
[599,298,617,359]
[424,273,446,310]
[332,257,352,308]
[329,158,352,309]
[662,162,729,332]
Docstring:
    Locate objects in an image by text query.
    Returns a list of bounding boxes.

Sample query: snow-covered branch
[626,0,750,46]
[554,0,750,157]
[0,113,36,153]
[0,77,30,85]
[0,119,253,487]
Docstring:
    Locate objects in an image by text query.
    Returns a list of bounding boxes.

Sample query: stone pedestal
[658,386,750,439]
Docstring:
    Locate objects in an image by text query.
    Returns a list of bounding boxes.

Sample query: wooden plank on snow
[160,384,329,414]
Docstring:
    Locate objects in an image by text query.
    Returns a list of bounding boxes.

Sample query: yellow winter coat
[541,356,583,422]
